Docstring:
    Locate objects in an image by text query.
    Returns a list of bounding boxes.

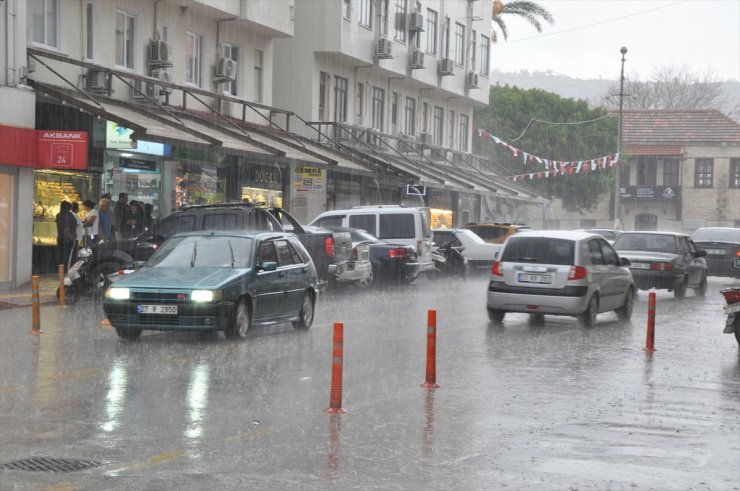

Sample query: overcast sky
[490,0,740,82]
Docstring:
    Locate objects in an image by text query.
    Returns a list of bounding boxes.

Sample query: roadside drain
[3,457,109,472]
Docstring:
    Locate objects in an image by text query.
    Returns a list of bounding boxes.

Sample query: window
[426,9,437,54]
[620,162,631,186]
[448,111,455,147]
[663,159,679,186]
[343,0,351,19]
[480,35,490,75]
[404,97,416,135]
[588,239,605,265]
[30,0,59,48]
[275,240,297,267]
[349,214,376,233]
[86,1,94,59]
[422,102,429,135]
[471,29,477,70]
[379,214,414,239]
[634,213,658,231]
[115,11,135,69]
[442,17,450,58]
[359,0,372,28]
[223,44,239,96]
[254,49,263,103]
[393,0,407,42]
[318,71,329,120]
[371,87,385,131]
[185,32,203,86]
[694,158,713,188]
[599,240,619,266]
[380,0,389,36]
[356,83,365,121]
[334,76,348,122]
[453,23,465,65]
[432,106,444,146]
[636,157,657,185]
[391,92,399,127]
[730,158,740,188]
[459,114,469,151]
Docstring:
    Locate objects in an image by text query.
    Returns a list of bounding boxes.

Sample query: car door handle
[278,271,286,277]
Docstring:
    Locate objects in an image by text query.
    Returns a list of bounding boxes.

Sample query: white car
[432,229,502,269]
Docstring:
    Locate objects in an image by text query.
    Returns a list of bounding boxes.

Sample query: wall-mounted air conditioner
[86,69,109,93]
[151,69,172,95]
[214,57,237,81]
[375,38,393,59]
[131,79,148,101]
[439,58,454,76]
[148,40,172,67]
[409,12,424,32]
[419,132,430,144]
[467,71,479,89]
[410,49,425,69]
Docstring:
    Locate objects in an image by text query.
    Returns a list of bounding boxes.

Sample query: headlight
[191,290,221,302]
[77,247,92,259]
[106,287,130,300]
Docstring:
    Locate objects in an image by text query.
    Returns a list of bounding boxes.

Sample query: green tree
[474,85,618,211]
[492,0,554,42]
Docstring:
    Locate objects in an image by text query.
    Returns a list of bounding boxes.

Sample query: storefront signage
[246,164,282,188]
[292,166,325,193]
[619,185,680,201]
[106,121,135,149]
[0,125,88,169]
[120,157,158,172]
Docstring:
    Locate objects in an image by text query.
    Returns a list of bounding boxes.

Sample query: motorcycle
[55,247,105,304]
[720,258,740,345]
[432,240,469,279]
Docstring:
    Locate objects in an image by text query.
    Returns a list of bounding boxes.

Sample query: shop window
[176,162,226,207]
[33,169,95,247]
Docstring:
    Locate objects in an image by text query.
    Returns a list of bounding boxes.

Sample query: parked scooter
[56,246,105,304]
[432,240,469,279]
[720,258,740,345]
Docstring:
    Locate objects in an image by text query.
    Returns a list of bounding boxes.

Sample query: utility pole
[613,46,627,230]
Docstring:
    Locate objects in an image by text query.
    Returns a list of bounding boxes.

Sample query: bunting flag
[473,126,620,180]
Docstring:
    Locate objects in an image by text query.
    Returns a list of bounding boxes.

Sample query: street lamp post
[613,46,627,230]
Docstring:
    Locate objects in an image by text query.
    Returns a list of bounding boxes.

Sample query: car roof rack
[178,201,266,211]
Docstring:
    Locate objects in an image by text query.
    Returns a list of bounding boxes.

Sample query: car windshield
[146,235,254,268]
[500,237,574,265]
[613,234,677,253]
[692,228,740,242]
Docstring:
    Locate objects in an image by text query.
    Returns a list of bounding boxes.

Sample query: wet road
[1,275,739,490]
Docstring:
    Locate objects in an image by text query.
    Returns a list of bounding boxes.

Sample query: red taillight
[325,236,334,257]
[389,247,407,258]
[568,265,587,280]
[491,261,503,276]
[351,246,358,261]
[650,262,672,271]
[152,244,158,250]
[735,246,740,257]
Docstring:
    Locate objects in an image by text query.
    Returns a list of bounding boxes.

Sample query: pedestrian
[113,192,129,239]
[82,199,100,244]
[55,201,77,271]
[70,201,84,244]
[98,198,113,241]
[126,200,146,238]
[143,203,154,231]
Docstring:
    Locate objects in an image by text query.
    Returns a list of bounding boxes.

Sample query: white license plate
[518,273,552,284]
[724,303,740,315]
[706,249,725,255]
[630,263,651,270]
[137,304,178,315]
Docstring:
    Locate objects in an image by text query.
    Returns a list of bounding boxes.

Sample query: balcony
[619,185,681,202]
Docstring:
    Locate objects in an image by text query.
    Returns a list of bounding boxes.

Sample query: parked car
[691,227,740,278]
[103,231,319,340]
[326,227,421,284]
[612,231,708,298]
[463,222,532,245]
[310,205,434,274]
[432,229,502,270]
[303,225,373,288]
[487,231,634,327]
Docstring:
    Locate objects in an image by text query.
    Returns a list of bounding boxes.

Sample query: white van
[309,205,435,273]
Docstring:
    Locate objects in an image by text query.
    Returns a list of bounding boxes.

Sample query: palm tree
[492,0,554,43]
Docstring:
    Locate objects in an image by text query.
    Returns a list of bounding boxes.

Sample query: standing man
[82,200,100,244]
[113,192,129,239]
[98,198,113,241]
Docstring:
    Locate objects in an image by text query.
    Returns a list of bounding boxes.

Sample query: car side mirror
[619,257,632,267]
[258,261,278,272]
[696,250,707,258]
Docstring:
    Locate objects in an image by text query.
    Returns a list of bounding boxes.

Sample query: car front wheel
[292,292,315,330]
[225,300,250,340]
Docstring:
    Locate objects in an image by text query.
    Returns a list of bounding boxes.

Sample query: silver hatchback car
[487,231,635,326]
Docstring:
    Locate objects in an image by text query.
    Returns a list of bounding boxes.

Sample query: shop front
[426,188,455,229]
[238,159,285,208]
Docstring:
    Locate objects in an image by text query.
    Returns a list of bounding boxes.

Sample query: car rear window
[379,213,415,239]
[349,214,376,234]
[692,228,740,242]
[500,237,575,265]
[614,234,677,253]
[202,213,238,230]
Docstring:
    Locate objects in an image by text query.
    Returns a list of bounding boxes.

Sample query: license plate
[706,249,725,256]
[518,273,552,284]
[630,263,651,270]
[137,304,178,315]
[724,303,740,315]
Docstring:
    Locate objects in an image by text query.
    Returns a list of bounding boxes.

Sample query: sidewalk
[0,274,60,309]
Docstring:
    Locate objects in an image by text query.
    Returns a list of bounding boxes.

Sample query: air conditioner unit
[439,58,454,76]
[86,69,108,92]
[131,79,148,101]
[375,38,393,59]
[409,12,424,32]
[214,57,237,81]
[151,69,172,95]
[419,132,430,144]
[467,71,479,89]
[410,49,425,69]
[148,40,172,67]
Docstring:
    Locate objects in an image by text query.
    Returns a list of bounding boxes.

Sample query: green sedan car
[103,231,319,341]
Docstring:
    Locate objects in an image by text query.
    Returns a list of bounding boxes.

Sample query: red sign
[37,131,88,169]
[0,126,89,170]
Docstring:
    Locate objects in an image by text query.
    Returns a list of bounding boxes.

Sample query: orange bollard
[325,322,346,414]
[57,263,66,307]
[644,291,656,352]
[421,309,440,388]
[31,275,42,335]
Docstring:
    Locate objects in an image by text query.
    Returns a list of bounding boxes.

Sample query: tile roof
[621,110,740,145]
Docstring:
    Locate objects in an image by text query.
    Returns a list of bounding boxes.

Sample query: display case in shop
[175,162,226,207]
[241,186,283,207]
[33,170,96,246]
